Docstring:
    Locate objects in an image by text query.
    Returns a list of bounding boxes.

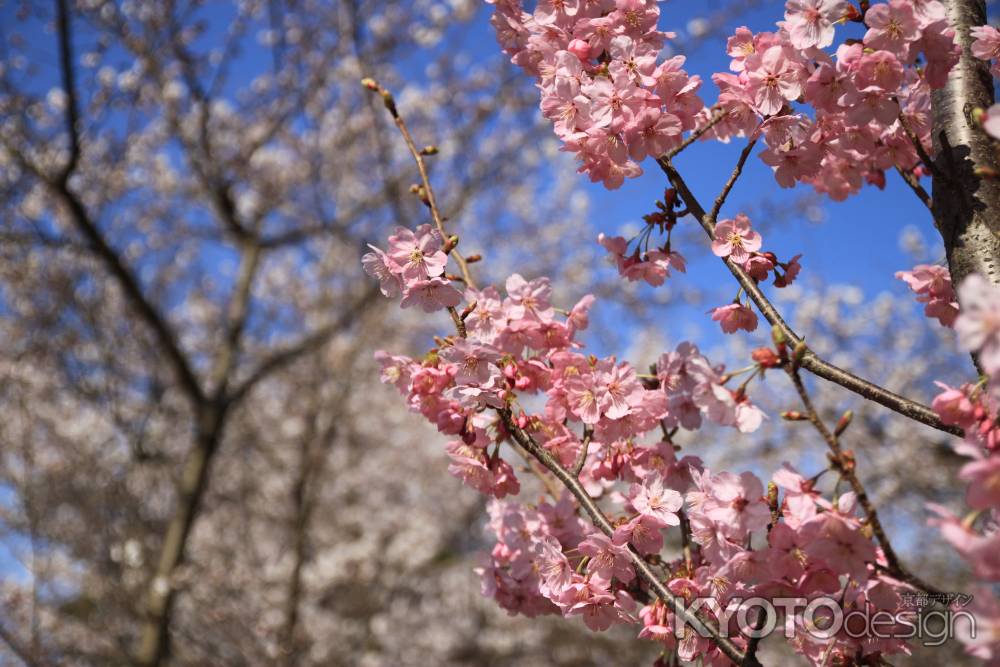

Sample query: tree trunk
[932,0,1000,291]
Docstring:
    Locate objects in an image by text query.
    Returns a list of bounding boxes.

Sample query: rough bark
[932,0,1000,291]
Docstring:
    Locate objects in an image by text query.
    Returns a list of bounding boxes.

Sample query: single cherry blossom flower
[710,302,759,334]
[863,0,919,56]
[361,244,404,297]
[630,473,683,526]
[784,0,849,50]
[712,214,762,263]
[387,224,448,281]
[399,277,463,312]
[578,532,635,583]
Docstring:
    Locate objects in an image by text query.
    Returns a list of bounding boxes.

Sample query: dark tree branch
[656,157,962,437]
[54,0,80,183]
[226,286,380,407]
[49,0,205,405]
[895,166,933,210]
[0,622,49,667]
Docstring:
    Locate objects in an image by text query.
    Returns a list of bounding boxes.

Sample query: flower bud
[834,410,853,437]
[781,411,808,421]
[420,145,439,155]
[567,38,590,60]
[752,347,781,369]
[792,341,808,368]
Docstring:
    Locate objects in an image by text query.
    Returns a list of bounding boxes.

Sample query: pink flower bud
[568,39,590,61]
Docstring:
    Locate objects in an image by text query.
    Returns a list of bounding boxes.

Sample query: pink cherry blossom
[599,362,644,420]
[710,303,759,334]
[399,277,463,312]
[984,105,1000,141]
[629,473,683,526]
[863,0,920,56]
[959,450,1000,510]
[612,514,666,555]
[712,214,762,263]
[697,470,771,540]
[928,504,1000,580]
[578,533,635,583]
[895,263,959,327]
[773,254,803,287]
[784,0,849,50]
[361,244,404,297]
[801,512,877,582]
[745,45,804,117]
[387,224,448,280]
[505,273,555,320]
[971,25,1000,62]
[955,274,1000,377]
[931,382,977,430]
[439,339,502,385]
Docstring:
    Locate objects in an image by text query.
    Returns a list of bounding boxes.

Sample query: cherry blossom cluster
[487,0,704,188]
[596,198,802,333]
[708,213,802,333]
[361,224,464,311]
[597,187,688,287]
[710,0,958,200]
[363,218,932,665]
[487,0,961,200]
[896,263,959,327]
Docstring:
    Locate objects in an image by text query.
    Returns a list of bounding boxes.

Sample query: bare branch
[362,79,478,290]
[54,0,80,183]
[570,425,592,477]
[708,135,759,223]
[0,622,49,667]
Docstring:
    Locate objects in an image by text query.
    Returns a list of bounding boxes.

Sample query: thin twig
[655,157,962,438]
[897,110,948,184]
[363,79,478,290]
[895,165,933,210]
[784,364,943,597]
[570,425,593,477]
[499,410,756,667]
[661,108,727,161]
[708,136,759,223]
